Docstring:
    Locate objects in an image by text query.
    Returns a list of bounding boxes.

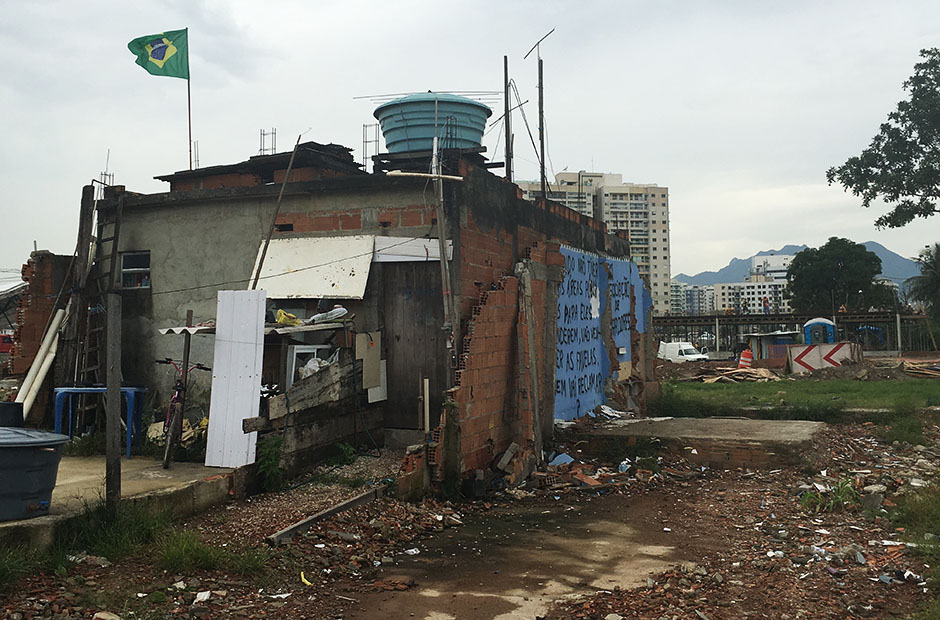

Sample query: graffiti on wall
[554,246,652,421]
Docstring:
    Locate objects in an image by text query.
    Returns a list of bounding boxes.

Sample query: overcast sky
[2,0,939,291]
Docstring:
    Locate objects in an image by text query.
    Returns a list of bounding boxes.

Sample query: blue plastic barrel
[0,428,69,521]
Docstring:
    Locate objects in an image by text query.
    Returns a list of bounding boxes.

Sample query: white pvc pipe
[21,332,59,420]
[16,308,66,404]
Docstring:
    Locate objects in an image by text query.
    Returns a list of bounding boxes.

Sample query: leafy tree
[826,49,940,228]
[786,237,890,314]
[906,242,940,318]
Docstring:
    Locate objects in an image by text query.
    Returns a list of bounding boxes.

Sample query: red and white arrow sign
[822,342,846,367]
[793,345,816,371]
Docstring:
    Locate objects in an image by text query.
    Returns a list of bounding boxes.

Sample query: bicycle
[155,358,211,469]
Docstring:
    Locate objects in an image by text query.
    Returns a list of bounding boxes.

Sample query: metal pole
[715,316,720,353]
[179,309,193,416]
[538,56,546,200]
[105,293,122,512]
[896,312,903,355]
[253,135,302,290]
[187,79,193,171]
[504,55,512,182]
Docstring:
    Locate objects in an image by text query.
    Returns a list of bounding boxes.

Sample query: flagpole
[187,77,192,170]
[186,27,192,171]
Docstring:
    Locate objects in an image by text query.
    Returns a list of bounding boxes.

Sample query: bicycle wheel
[162,402,182,469]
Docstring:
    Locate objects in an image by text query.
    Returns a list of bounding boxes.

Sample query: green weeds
[256,434,286,492]
[158,529,269,574]
[799,478,858,514]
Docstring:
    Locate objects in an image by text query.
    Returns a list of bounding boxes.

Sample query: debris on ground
[543,418,940,619]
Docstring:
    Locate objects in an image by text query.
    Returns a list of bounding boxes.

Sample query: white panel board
[205,290,266,468]
[250,236,374,299]
[367,360,388,404]
[373,237,453,262]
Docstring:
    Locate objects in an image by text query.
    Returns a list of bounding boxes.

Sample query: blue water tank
[373,93,492,154]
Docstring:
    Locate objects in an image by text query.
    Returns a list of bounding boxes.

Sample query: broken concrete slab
[496,442,519,472]
[571,417,826,469]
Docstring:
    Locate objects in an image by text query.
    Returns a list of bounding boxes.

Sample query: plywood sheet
[368,360,388,403]
[355,331,382,389]
[249,236,373,299]
[205,290,265,468]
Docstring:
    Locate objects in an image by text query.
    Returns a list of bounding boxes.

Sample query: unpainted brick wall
[275,204,435,233]
[8,252,71,375]
[446,209,562,472]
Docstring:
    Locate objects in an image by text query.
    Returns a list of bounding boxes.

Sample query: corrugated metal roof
[250,236,374,300]
[159,322,346,336]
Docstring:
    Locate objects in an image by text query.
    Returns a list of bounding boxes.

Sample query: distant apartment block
[714,277,791,314]
[670,279,715,316]
[518,172,671,314]
[750,254,793,283]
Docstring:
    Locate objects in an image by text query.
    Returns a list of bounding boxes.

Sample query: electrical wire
[150,235,425,297]
[510,79,541,171]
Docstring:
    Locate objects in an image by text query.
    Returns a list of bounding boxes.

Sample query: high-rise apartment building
[518,172,671,314]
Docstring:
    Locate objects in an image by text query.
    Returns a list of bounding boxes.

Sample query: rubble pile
[289,497,464,585]
[546,423,940,619]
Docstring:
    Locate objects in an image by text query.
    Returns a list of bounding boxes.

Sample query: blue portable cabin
[803,318,836,344]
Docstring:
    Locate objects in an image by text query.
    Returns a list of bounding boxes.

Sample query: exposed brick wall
[275,204,435,234]
[8,252,71,375]
[171,172,261,191]
[429,162,649,484]
[451,275,520,471]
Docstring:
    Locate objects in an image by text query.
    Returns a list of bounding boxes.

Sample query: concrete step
[570,417,826,470]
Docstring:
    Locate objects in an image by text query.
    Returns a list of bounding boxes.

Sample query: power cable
[151,235,426,297]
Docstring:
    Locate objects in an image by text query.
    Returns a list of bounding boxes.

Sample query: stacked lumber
[903,361,940,378]
[677,366,781,383]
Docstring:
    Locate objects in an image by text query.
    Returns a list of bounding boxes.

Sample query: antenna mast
[525,29,554,200]
[503,55,513,182]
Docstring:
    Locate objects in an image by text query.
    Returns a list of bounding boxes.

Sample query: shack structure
[41,98,655,490]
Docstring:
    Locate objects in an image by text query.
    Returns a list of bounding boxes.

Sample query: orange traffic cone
[738,348,753,369]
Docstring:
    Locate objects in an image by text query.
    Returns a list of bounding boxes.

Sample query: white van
[658,341,709,363]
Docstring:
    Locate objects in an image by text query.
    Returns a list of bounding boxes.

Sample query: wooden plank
[266,485,387,546]
[205,290,265,468]
[281,408,383,454]
[269,351,361,419]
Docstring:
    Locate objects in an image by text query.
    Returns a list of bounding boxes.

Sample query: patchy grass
[307,472,369,488]
[1,502,173,590]
[652,382,933,442]
[158,530,222,572]
[158,529,270,574]
[55,501,172,561]
[891,484,940,617]
[62,432,106,457]
[0,547,31,591]
[669,378,937,410]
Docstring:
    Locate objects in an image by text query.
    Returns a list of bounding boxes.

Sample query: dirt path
[344,492,700,620]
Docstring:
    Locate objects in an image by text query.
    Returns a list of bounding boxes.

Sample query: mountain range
[674,241,919,287]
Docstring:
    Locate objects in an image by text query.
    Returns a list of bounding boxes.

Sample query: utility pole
[538,57,546,200]
[105,292,121,512]
[504,55,513,183]
[524,29,553,201]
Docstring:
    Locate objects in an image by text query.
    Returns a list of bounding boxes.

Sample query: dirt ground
[656,357,919,382]
[1,421,938,619]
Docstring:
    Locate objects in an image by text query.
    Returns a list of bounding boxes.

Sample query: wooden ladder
[74,196,123,429]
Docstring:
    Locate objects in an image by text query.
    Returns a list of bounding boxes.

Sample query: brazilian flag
[128,29,189,79]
